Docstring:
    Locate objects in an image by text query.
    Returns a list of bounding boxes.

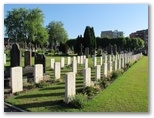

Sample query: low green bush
[36,80,49,88]
[112,70,122,80]
[82,86,99,96]
[23,82,36,89]
[69,94,88,109]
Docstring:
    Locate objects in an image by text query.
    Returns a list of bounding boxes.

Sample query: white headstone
[67,57,71,66]
[108,61,112,73]
[60,57,65,68]
[104,55,107,63]
[77,56,80,64]
[50,58,55,69]
[80,56,84,64]
[11,67,23,93]
[54,62,61,80]
[108,55,111,62]
[84,68,91,88]
[117,59,121,69]
[100,57,103,65]
[93,57,97,67]
[65,72,76,103]
[103,63,107,77]
[72,58,77,74]
[4,53,6,65]
[84,58,88,68]
[34,64,43,83]
[95,65,101,81]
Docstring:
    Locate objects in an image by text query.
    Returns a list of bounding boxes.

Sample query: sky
[4,4,148,39]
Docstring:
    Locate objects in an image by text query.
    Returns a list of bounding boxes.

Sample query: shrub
[69,94,88,109]
[14,92,20,96]
[23,82,36,89]
[112,70,122,80]
[37,80,49,88]
[82,86,99,96]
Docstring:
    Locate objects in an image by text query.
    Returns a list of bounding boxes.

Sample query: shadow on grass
[15,92,64,99]
[39,86,65,91]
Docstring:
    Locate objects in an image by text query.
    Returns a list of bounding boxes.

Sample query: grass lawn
[5,53,148,112]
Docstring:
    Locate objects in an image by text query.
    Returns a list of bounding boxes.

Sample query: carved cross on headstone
[79,44,84,55]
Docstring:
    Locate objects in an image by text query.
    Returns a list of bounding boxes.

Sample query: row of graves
[4,43,143,103]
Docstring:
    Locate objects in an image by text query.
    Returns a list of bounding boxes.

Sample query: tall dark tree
[83,26,97,55]
[74,35,83,55]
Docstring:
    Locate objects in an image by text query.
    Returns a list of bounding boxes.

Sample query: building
[101,30,123,38]
[129,29,148,49]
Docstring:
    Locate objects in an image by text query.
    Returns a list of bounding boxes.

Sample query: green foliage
[83,26,97,55]
[69,94,88,109]
[112,70,122,80]
[74,35,83,55]
[97,48,103,56]
[23,82,36,90]
[66,39,76,50]
[96,36,144,51]
[82,86,99,96]
[4,8,49,47]
[59,43,69,54]
[14,92,20,96]
[36,80,49,88]
[46,21,68,46]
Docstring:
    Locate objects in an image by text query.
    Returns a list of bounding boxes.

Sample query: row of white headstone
[9,53,142,103]
[64,53,143,103]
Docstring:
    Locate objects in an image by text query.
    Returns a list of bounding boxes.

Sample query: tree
[74,35,83,55]
[4,8,48,48]
[83,26,97,55]
[46,21,68,47]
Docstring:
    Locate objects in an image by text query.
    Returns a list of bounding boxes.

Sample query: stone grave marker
[100,57,103,65]
[50,58,55,69]
[35,53,46,73]
[117,59,121,69]
[72,57,77,74]
[80,56,84,64]
[84,68,91,88]
[93,57,97,67]
[60,57,65,68]
[54,62,61,80]
[11,67,23,93]
[77,56,80,64]
[108,61,112,73]
[84,58,88,68]
[103,63,107,77]
[24,51,32,66]
[65,72,76,103]
[34,64,43,83]
[67,57,71,66]
[10,43,22,67]
[95,65,101,81]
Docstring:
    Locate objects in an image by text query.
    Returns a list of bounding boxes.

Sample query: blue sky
[4,4,148,39]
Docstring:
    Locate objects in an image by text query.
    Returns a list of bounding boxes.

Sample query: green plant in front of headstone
[36,80,49,88]
[82,86,99,97]
[69,93,88,109]
[112,70,122,81]
[23,82,36,90]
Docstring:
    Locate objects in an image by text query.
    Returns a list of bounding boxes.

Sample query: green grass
[76,56,148,112]
[4,51,148,112]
